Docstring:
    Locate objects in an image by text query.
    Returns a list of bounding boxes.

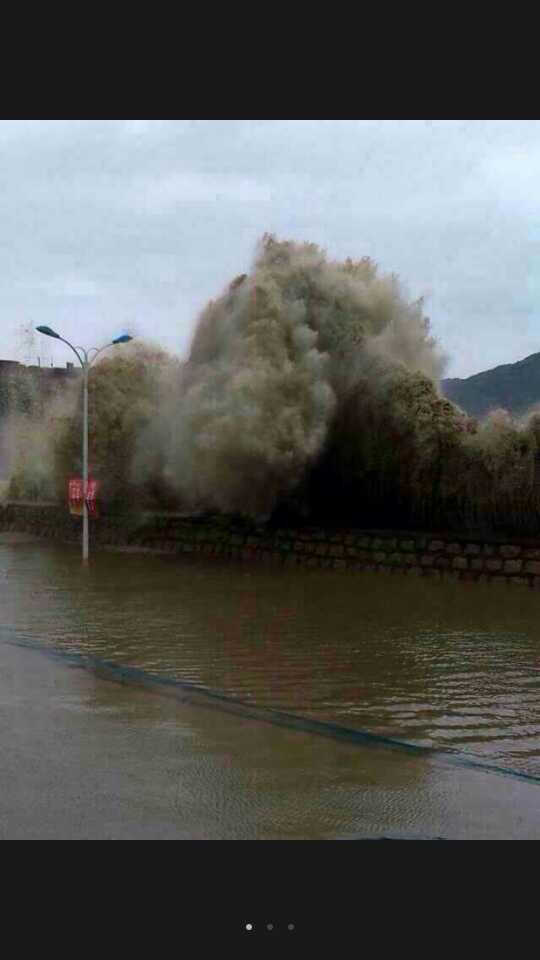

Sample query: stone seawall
[2,500,540,587]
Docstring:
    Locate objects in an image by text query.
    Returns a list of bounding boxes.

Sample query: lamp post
[36,326,133,563]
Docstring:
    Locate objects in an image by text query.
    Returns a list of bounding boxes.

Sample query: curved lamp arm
[60,341,117,369]
[87,344,112,368]
[57,337,85,369]
[36,327,133,370]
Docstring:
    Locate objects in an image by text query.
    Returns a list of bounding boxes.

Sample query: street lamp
[36,326,133,563]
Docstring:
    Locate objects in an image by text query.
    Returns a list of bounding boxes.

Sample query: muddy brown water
[1,534,539,838]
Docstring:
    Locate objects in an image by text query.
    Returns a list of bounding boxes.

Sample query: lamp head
[36,325,61,339]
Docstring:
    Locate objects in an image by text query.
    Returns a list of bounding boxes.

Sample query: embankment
[3,500,540,588]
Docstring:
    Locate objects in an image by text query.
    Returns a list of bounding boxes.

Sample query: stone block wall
[2,501,540,587]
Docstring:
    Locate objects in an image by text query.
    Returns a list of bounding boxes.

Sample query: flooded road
[1,533,540,838]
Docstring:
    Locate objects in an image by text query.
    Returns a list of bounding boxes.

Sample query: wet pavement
[2,638,540,839]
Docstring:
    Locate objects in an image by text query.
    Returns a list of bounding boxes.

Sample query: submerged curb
[9,636,540,789]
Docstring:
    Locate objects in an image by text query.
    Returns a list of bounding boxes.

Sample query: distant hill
[440,352,540,420]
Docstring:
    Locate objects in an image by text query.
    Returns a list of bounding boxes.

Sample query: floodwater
[1,532,540,839]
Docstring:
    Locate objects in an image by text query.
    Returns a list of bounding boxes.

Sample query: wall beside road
[0,359,79,417]
[0,359,80,482]
[2,500,540,588]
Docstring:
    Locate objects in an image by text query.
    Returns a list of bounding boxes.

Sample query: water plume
[146,235,448,518]
[9,234,540,536]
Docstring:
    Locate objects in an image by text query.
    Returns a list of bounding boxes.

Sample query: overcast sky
[1,119,538,379]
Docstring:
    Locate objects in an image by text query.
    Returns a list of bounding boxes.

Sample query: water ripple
[1,543,540,775]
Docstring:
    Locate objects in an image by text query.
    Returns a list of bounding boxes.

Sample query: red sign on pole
[86,477,98,502]
[68,476,83,502]
[68,475,99,516]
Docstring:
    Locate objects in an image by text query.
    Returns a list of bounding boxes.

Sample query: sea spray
[145,235,450,517]
[7,234,540,535]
